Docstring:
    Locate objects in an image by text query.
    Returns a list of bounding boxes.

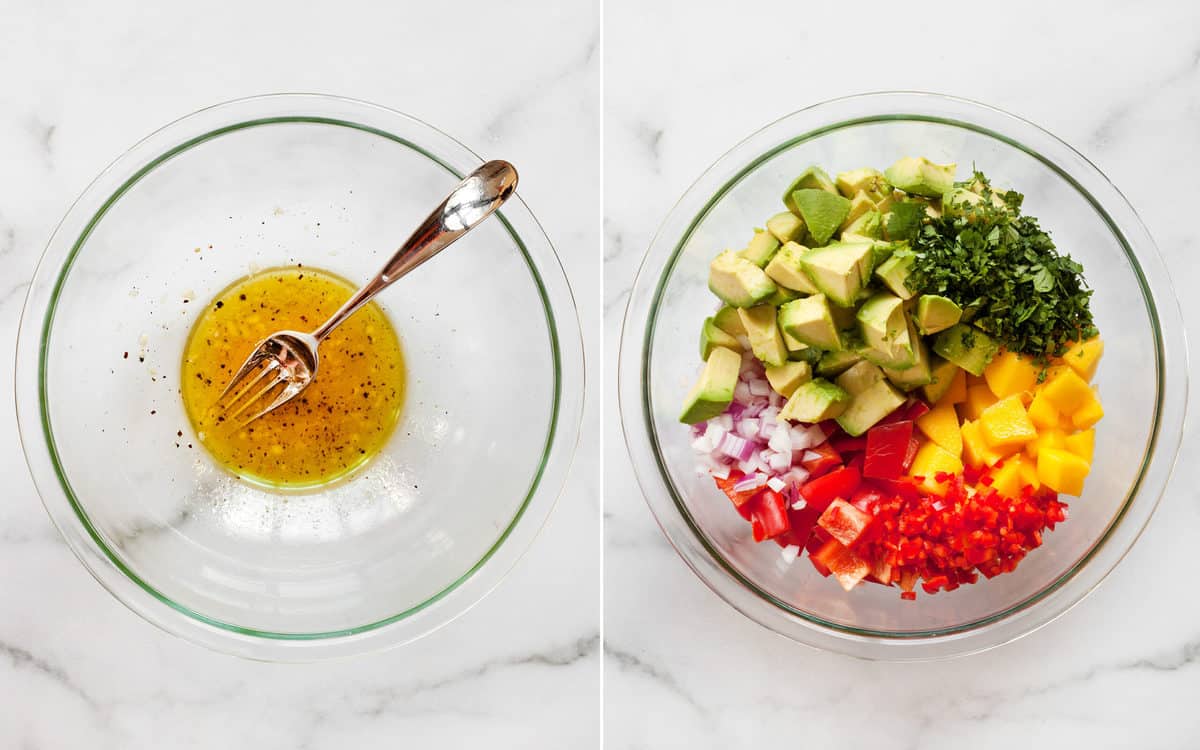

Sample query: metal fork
[215,159,519,426]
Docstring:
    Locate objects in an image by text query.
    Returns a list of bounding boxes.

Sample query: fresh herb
[905,172,1096,361]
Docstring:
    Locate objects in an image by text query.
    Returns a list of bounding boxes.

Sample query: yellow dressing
[181,266,406,489]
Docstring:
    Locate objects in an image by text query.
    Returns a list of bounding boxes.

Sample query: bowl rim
[618,90,1188,660]
[14,92,585,661]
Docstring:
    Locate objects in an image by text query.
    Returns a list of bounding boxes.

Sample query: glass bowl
[15,94,583,661]
[618,92,1186,660]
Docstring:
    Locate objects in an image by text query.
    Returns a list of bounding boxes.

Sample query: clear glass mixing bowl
[16,94,583,661]
[619,92,1186,660]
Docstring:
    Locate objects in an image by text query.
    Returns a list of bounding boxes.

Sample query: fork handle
[310,159,518,342]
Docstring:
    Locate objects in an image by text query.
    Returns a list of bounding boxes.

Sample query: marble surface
[0,1,599,747]
[604,1,1200,747]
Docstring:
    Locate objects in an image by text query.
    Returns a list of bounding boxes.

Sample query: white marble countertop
[0,1,599,747]
[604,1,1200,747]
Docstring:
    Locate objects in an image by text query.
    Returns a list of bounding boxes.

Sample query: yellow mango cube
[1037,448,1091,496]
[962,419,1005,469]
[1063,336,1104,382]
[1041,368,1092,414]
[959,383,999,422]
[979,395,1038,450]
[988,458,1024,498]
[1017,455,1041,490]
[1064,429,1095,463]
[938,369,968,406]
[916,404,963,457]
[1072,390,1105,429]
[1025,428,1067,459]
[909,441,964,497]
[1026,391,1060,430]
[984,350,1039,399]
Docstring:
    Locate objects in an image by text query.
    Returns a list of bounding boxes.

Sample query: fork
[215,159,519,426]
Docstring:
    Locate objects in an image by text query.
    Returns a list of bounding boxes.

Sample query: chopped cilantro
[905,172,1096,362]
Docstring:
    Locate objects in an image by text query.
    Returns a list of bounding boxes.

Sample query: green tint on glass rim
[619,92,1186,660]
[16,95,584,660]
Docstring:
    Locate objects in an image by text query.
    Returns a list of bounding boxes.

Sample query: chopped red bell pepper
[799,442,841,477]
[901,435,921,472]
[799,465,861,512]
[714,470,761,509]
[863,420,913,480]
[810,538,871,591]
[817,498,875,549]
[748,490,790,542]
[830,435,867,454]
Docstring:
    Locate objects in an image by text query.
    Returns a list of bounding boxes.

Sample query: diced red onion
[732,473,768,493]
[733,382,752,404]
[767,452,791,472]
[704,421,727,446]
[801,450,822,463]
[711,463,731,480]
[766,476,786,493]
[748,378,771,397]
[691,435,715,453]
[768,426,792,454]
[784,467,810,486]
[780,544,800,564]
[719,433,755,462]
[726,402,746,421]
[737,419,760,439]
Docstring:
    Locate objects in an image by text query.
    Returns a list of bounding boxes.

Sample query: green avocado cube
[799,241,873,307]
[782,166,838,213]
[856,292,915,370]
[874,248,918,300]
[916,294,963,335]
[712,305,746,336]
[884,157,957,198]
[779,294,842,351]
[779,378,851,423]
[765,211,806,244]
[679,346,742,424]
[835,379,907,436]
[738,229,781,267]
[708,250,777,308]
[764,242,820,295]
[839,191,877,234]
[792,189,852,247]
[835,168,890,200]
[737,305,788,367]
[932,323,999,376]
[835,360,886,397]
[765,361,812,398]
[842,209,882,241]
[816,349,863,377]
[882,317,933,391]
[700,317,740,360]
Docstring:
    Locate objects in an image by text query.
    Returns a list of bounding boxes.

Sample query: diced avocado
[737,305,788,367]
[799,241,873,307]
[765,361,812,398]
[817,350,863,377]
[779,378,851,423]
[942,187,983,219]
[839,191,876,234]
[915,294,963,335]
[856,292,915,370]
[922,355,963,404]
[779,294,842,351]
[709,250,777,308]
[874,191,898,214]
[867,240,901,277]
[789,342,823,365]
[835,379,907,436]
[712,305,746,337]
[883,317,932,391]
[835,360,886,396]
[792,189,852,247]
[874,248,918,300]
[765,211,806,244]
[782,166,838,213]
[738,229,781,268]
[764,241,820,295]
[679,346,742,424]
[829,302,857,332]
[884,157,957,198]
[883,201,924,242]
[932,323,999,376]
[842,209,882,240]
[764,285,800,307]
[835,168,889,200]
[700,317,740,360]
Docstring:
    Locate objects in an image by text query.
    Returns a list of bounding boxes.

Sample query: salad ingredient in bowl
[681,156,1104,599]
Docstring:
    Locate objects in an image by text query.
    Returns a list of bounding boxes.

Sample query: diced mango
[1071,389,1105,429]
[1037,448,1091,496]
[1026,391,1060,430]
[909,441,964,497]
[966,372,987,388]
[1041,368,1092,414]
[1063,336,1104,382]
[938,368,968,406]
[962,419,1005,469]
[960,383,999,422]
[1064,429,1095,463]
[916,404,963,457]
[1017,455,1041,490]
[984,350,1039,399]
[979,395,1038,450]
[1025,428,1067,459]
